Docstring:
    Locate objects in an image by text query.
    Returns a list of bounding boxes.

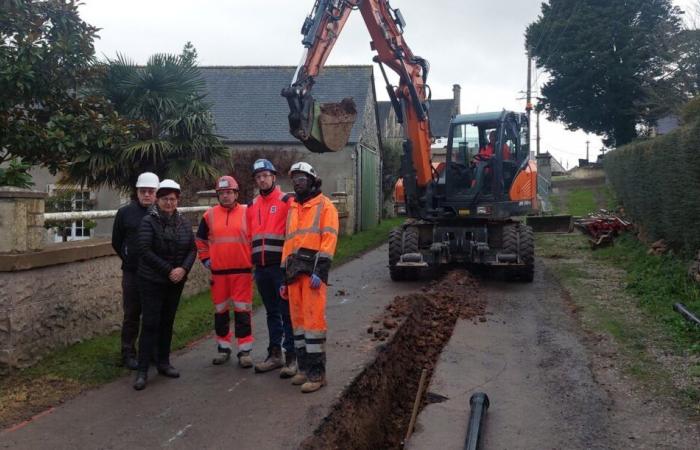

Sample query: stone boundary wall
[0,239,209,372]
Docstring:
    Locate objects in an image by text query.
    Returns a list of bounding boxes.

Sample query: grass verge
[540,177,700,414]
[0,216,404,428]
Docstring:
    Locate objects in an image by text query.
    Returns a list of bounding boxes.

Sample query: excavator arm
[281,0,433,188]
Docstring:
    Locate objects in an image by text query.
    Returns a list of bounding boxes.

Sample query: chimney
[452,84,461,115]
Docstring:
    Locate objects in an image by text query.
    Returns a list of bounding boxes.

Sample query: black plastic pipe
[673,303,700,326]
[464,392,490,450]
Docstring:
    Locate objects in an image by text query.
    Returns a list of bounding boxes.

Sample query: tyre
[518,225,535,282]
[389,227,405,281]
[502,223,535,282]
[402,227,421,280]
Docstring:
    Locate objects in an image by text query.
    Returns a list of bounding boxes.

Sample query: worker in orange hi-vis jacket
[280,162,339,394]
[196,176,254,368]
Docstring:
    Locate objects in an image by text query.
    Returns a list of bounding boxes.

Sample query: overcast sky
[79,0,697,168]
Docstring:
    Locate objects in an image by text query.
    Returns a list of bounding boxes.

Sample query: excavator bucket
[286,93,357,153]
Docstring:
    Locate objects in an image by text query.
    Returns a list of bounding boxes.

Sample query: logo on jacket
[270,205,277,214]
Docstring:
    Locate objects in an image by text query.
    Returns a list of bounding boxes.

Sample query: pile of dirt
[301,269,486,449]
[320,97,357,118]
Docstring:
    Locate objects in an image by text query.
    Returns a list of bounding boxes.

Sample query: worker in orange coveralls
[280,162,339,393]
[196,176,254,368]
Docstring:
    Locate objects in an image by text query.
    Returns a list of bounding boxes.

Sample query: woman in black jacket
[133,179,196,391]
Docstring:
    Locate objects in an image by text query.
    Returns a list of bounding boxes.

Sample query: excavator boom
[282,0,433,188]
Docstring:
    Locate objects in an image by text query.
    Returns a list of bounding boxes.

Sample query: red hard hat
[216,175,239,192]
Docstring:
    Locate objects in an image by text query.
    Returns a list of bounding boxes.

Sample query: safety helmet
[216,175,239,192]
[252,159,277,175]
[135,172,160,189]
[157,179,181,195]
[289,162,317,179]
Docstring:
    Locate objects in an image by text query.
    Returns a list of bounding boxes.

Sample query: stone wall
[0,239,210,372]
[0,187,46,253]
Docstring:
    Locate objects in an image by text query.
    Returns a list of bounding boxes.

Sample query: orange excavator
[282,0,537,281]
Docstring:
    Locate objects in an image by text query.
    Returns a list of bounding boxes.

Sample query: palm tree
[63,50,227,192]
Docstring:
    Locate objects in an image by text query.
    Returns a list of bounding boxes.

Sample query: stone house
[199,65,382,234]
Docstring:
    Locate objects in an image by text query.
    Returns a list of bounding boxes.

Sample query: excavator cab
[435,110,537,218]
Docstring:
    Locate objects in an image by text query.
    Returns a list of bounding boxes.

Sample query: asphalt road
[0,244,421,450]
[408,262,700,450]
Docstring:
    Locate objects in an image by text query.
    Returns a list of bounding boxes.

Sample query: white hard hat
[157,179,181,194]
[135,172,160,189]
[289,162,317,179]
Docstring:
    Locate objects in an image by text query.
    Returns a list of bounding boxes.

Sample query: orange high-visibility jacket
[196,204,252,273]
[247,186,291,267]
[281,193,339,283]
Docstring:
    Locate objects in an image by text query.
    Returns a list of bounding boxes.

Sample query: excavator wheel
[401,227,421,280]
[503,224,535,282]
[517,225,535,282]
[389,227,406,281]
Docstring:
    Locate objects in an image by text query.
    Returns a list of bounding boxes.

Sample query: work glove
[203,259,211,270]
[279,284,289,300]
[310,274,322,289]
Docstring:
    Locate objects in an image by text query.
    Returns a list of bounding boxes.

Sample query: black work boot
[122,354,138,371]
[157,364,180,378]
[212,346,232,365]
[255,347,284,373]
[133,371,148,391]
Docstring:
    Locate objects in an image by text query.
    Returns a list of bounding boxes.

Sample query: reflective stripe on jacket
[196,204,252,273]
[247,186,290,267]
[281,193,339,283]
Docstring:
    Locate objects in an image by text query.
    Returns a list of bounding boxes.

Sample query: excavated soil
[300,270,486,450]
[320,97,357,118]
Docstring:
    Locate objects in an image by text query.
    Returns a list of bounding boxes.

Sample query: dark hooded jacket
[137,206,196,285]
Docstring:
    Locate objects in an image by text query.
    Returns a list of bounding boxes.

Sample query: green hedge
[604,115,700,256]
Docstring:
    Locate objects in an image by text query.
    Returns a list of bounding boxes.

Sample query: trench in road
[300,270,487,449]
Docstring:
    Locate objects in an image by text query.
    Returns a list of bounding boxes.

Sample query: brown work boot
[255,347,283,373]
[237,351,253,368]
[301,376,326,393]
[291,372,307,385]
[212,347,231,365]
[279,352,297,379]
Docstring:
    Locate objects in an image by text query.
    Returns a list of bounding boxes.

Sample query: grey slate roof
[198,66,373,144]
[377,98,456,139]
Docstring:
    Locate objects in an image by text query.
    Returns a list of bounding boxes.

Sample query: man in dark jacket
[111,172,159,369]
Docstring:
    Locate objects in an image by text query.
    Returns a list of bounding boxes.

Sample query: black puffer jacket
[111,200,150,272]
[137,206,196,285]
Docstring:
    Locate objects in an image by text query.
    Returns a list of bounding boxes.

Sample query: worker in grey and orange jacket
[280,162,339,394]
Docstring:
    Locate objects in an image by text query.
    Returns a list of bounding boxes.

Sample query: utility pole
[526,47,533,154]
[586,140,590,163]
[536,108,541,156]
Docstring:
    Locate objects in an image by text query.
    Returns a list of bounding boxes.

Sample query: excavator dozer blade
[286,92,357,153]
[525,215,574,233]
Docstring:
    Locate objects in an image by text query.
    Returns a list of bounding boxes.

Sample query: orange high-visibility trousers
[288,274,327,356]
[210,272,254,351]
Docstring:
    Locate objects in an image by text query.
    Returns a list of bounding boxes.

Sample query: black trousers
[121,270,142,358]
[137,278,184,371]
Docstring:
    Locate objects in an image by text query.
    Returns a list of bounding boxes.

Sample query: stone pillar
[0,187,47,253]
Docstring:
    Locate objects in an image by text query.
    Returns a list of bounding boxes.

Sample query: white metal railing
[43,206,209,221]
